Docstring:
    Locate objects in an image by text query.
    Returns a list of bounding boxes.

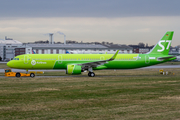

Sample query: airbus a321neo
[7,31,176,77]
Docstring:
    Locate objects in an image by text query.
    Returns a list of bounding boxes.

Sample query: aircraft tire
[89,72,95,77]
[30,73,35,78]
[16,73,21,78]
[91,72,95,77]
[88,72,91,77]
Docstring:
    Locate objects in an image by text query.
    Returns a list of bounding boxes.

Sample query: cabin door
[24,55,29,64]
[145,55,150,64]
[58,55,62,64]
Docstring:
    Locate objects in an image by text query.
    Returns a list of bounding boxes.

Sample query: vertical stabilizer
[147,31,174,55]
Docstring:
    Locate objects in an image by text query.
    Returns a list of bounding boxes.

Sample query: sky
[0,0,180,46]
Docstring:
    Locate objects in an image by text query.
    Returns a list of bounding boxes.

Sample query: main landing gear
[87,67,95,77]
[88,72,95,77]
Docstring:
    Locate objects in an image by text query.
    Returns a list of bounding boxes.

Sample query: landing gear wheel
[88,72,91,77]
[16,73,21,78]
[90,72,95,77]
[88,72,95,77]
[30,73,35,78]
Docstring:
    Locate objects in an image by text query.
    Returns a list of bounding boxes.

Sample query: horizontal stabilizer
[157,56,176,61]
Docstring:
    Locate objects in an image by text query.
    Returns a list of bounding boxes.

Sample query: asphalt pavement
[0,62,7,63]
[0,65,180,73]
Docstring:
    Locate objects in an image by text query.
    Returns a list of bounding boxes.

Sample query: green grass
[0,69,180,119]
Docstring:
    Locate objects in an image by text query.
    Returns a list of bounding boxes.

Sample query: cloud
[0,0,180,18]
[134,28,151,33]
[0,16,180,46]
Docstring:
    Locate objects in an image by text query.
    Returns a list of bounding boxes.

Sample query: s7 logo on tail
[157,40,171,52]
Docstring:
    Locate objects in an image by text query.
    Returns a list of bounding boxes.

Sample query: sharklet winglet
[109,50,119,60]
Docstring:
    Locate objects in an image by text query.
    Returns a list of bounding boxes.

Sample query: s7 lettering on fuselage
[7,31,177,77]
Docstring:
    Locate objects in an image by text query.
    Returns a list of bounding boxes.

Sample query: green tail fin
[147,31,174,55]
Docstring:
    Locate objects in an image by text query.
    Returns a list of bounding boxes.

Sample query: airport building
[169,47,180,55]
[129,44,154,54]
[14,43,133,55]
[0,45,5,60]
[132,48,151,54]
[0,38,22,61]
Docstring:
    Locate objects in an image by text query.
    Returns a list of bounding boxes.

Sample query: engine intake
[66,64,82,75]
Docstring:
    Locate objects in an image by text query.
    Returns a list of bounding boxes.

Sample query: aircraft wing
[158,56,176,61]
[77,50,119,68]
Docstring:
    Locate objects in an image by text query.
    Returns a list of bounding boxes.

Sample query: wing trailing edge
[77,50,119,68]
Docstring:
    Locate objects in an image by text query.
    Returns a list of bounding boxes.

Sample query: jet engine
[66,64,82,75]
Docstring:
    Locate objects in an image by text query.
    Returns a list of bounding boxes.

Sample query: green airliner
[7,31,176,77]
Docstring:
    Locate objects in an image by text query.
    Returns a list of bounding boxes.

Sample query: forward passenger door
[24,55,29,64]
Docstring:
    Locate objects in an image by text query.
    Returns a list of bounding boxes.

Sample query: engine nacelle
[66,64,82,75]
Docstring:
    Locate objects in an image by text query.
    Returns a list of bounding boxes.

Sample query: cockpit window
[13,58,19,60]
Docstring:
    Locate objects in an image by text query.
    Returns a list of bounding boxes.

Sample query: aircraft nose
[7,61,13,68]
[7,61,11,67]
